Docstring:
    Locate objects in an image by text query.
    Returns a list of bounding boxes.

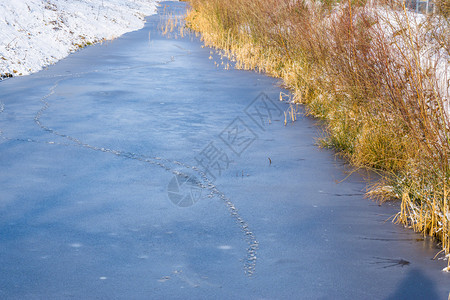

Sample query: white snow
[373,7,449,117]
[0,0,159,78]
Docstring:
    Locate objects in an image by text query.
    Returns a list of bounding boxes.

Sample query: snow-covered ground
[373,7,449,116]
[0,0,159,78]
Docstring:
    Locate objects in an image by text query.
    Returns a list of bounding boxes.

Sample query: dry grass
[183,0,450,266]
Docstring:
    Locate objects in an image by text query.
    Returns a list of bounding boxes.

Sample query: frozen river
[0,2,449,299]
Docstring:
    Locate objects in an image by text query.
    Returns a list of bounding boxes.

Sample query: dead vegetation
[182,0,450,268]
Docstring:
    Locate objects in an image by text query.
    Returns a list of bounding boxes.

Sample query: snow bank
[0,0,159,78]
[378,8,449,118]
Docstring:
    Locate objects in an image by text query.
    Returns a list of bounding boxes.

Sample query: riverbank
[0,0,158,78]
[0,1,449,297]
[184,0,450,268]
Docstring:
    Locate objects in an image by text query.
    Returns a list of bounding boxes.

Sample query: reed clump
[184,0,450,266]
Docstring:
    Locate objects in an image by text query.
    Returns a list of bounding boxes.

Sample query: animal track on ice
[0,46,259,276]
